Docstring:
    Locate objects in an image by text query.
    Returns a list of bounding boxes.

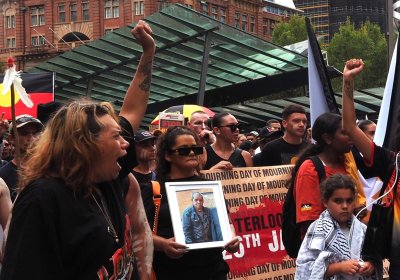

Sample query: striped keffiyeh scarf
[294,210,378,280]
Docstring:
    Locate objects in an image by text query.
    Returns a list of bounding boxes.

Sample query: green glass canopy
[29,4,378,130]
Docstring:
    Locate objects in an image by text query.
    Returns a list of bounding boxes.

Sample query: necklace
[91,191,119,244]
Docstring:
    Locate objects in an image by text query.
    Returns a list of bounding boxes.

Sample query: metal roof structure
[213,87,383,128]
[28,4,381,130]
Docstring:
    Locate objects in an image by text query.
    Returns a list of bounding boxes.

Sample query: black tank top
[203,145,246,170]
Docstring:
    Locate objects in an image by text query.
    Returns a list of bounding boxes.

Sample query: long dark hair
[287,113,342,188]
[155,126,200,183]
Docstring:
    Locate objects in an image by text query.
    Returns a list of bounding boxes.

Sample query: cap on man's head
[9,114,43,133]
[247,131,259,137]
[259,126,283,139]
[134,130,156,143]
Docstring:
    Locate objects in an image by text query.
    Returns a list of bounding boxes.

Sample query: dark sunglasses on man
[169,146,204,156]
[218,123,240,132]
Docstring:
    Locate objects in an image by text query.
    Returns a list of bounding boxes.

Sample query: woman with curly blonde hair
[1,20,155,280]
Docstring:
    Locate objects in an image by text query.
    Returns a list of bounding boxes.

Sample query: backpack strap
[309,156,326,182]
[151,181,162,234]
[281,166,301,258]
[282,156,326,258]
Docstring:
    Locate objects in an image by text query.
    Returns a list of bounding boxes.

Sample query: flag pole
[7,57,21,167]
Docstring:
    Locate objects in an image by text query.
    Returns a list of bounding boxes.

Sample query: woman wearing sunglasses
[141,126,239,279]
[202,112,253,170]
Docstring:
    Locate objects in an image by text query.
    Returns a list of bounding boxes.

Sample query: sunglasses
[218,123,240,132]
[169,146,204,156]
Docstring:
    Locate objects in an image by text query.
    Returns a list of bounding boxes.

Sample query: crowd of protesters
[0,19,393,280]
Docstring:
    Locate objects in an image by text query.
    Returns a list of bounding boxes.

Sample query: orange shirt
[294,159,346,223]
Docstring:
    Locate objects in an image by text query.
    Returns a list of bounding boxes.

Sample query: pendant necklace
[91,190,119,243]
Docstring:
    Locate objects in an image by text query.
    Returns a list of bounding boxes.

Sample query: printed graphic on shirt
[281,153,298,165]
[97,215,134,280]
[301,204,312,211]
[290,156,299,165]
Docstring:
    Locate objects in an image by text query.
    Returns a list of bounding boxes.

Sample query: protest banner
[200,166,390,280]
[201,166,295,280]
[149,112,184,134]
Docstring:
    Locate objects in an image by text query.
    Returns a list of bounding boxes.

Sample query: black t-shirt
[351,146,377,179]
[141,175,229,279]
[256,137,308,166]
[203,145,246,169]
[252,152,262,166]
[0,161,18,201]
[1,116,136,280]
[131,170,154,185]
[362,144,395,184]
[1,178,130,280]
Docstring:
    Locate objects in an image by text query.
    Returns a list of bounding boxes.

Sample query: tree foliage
[327,18,387,90]
[272,15,307,46]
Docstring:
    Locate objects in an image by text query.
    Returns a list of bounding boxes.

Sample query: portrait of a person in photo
[182,192,222,244]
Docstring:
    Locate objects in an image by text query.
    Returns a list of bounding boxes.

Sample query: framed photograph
[165,180,232,250]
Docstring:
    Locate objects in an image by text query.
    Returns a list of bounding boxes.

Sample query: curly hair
[155,126,200,183]
[320,174,356,201]
[19,99,119,196]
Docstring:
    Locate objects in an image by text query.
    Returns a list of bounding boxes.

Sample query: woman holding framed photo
[140,126,239,280]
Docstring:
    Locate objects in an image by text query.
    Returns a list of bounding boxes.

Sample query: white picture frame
[165,180,232,250]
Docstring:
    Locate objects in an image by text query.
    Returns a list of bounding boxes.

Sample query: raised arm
[119,20,156,131]
[126,174,153,280]
[341,59,373,162]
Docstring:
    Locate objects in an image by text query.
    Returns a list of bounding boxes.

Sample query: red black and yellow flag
[0,72,54,119]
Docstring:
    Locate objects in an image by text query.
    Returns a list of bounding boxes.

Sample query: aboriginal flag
[374,37,400,151]
[306,17,367,214]
[0,72,54,119]
[306,17,339,125]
